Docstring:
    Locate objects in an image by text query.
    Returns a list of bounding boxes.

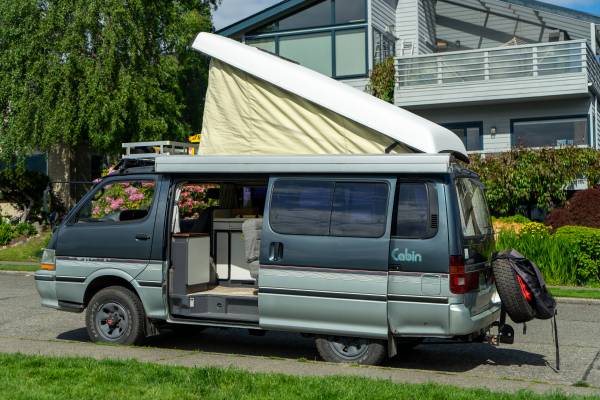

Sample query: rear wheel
[315,337,386,365]
[493,258,535,323]
[86,286,147,345]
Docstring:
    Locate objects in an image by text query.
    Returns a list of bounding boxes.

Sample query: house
[217,0,600,154]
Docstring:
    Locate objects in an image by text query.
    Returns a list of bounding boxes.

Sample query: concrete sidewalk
[0,335,597,396]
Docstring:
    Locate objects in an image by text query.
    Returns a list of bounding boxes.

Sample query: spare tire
[492,258,536,323]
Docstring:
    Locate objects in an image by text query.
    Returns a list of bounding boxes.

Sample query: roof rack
[122,141,198,159]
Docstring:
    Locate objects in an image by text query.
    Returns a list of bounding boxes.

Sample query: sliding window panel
[335,0,367,24]
[335,29,367,77]
[246,37,276,54]
[512,117,589,147]
[279,32,333,76]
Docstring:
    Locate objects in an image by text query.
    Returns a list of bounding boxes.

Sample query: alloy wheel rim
[329,338,369,360]
[95,302,129,341]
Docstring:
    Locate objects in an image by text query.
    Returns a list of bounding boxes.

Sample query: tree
[0,168,49,223]
[0,0,218,162]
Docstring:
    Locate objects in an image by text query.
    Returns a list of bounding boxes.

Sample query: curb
[0,270,34,276]
[0,261,38,266]
[555,297,600,305]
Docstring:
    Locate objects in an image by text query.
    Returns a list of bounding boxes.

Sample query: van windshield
[455,178,492,238]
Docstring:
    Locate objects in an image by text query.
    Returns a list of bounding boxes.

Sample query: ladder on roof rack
[122,141,198,159]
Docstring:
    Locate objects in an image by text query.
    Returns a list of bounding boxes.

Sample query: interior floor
[189,285,257,297]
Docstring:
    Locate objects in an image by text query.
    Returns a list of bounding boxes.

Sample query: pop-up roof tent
[192,32,468,160]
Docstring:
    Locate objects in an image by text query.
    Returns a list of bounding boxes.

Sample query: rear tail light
[40,249,56,271]
[449,255,479,294]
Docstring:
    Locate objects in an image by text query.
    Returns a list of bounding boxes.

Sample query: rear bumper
[449,302,502,336]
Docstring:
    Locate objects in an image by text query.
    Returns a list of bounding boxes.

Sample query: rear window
[270,180,389,238]
[455,178,492,237]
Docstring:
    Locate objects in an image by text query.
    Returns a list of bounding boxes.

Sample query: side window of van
[270,180,389,238]
[74,180,156,224]
[330,182,388,238]
[270,180,334,235]
[394,182,438,238]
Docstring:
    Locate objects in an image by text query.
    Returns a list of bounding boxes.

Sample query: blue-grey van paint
[36,164,500,343]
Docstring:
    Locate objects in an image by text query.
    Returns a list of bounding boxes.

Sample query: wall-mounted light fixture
[490,127,497,138]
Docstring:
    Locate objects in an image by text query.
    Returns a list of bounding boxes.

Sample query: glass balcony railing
[397,40,599,93]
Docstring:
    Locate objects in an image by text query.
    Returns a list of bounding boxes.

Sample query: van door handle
[135,233,151,241]
[269,242,283,262]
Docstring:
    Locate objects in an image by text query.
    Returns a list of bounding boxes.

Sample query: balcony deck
[395,40,600,108]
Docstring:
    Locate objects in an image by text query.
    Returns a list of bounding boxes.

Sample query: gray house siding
[411,98,593,152]
[395,0,419,56]
[418,0,436,54]
[372,0,396,32]
[395,0,436,56]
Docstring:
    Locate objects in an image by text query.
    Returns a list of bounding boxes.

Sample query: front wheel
[315,337,387,365]
[86,286,147,345]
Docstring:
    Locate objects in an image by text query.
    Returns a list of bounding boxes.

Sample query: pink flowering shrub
[91,181,155,219]
[178,184,219,219]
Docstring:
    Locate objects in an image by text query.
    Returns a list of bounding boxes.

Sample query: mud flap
[388,332,397,358]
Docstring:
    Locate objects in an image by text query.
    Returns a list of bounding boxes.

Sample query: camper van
[35,33,502,365]
[35,153,501,365]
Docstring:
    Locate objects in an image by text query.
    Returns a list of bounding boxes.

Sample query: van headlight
[40,249,56,271]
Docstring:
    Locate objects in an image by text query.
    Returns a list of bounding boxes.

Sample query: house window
[246,37,276,54]
[335,0,367,24]
[244,0,368,79]
[335,29,367,77]
[278,0,332,31]
[512,116,589,147]
[373,28,396,65]
[442,122,483,151]
[279,32,333,76]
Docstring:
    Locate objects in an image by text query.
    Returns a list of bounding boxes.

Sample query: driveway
[0,272,599,396]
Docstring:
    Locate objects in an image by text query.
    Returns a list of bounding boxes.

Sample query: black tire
[493,258,535,323]
[315,337,387,365]
[86,286,147,345]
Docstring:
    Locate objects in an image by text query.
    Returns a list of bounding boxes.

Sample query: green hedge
[555,226,600,285]
[0,222,37,246]
[469,147,600,216]
[496,224,600,286]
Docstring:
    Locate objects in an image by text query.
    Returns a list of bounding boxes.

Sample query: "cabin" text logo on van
[391,248,423,263]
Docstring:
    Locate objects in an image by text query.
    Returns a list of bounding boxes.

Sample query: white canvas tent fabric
[192,33,468,159]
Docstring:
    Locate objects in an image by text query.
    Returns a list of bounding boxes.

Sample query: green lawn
[0,265,38,272]
[0,353,592,400]
[0,231,51,263]
[549,287,600,300]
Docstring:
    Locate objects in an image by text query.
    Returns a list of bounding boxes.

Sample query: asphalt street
[1,272,599,396]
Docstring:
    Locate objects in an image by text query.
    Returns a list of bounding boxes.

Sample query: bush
[0,224,16,246]
[469,147,600,216]
[492,215,530,224]
[545,187,600,229]
[366,57,395,103]
[14,223,37,237]
[554,226,600,284]
[497,225,600,286]
[496,228,577,286]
